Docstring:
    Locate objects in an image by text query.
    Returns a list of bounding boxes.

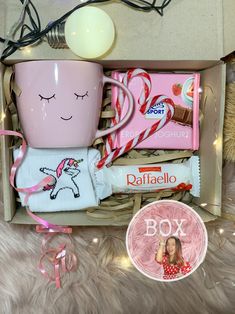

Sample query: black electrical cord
[0,0,172,61]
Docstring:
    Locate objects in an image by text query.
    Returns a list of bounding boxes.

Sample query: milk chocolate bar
[173,104,193,126]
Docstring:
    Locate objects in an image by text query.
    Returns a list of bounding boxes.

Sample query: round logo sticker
[126,200,208,282]
[144,102,167,120]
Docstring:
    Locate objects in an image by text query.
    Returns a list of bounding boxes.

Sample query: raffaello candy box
[111,71,200,150]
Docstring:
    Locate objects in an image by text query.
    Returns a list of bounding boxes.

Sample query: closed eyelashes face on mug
[38,91,89,103]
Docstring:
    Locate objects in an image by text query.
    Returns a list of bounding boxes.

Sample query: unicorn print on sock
[40,158,83,200]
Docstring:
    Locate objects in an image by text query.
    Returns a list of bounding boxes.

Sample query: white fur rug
[0,203,234,314]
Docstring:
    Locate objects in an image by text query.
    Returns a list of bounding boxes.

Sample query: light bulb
[92,237,99,244]
[64,6,115,59]
[116,256,132,269]
[218,228,224,234]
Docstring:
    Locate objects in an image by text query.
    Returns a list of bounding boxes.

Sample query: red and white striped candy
[123,68,151,113]
[97,96,174,169]
[104,68,151,156]
[105,86,124,156]
[140,94,172,115]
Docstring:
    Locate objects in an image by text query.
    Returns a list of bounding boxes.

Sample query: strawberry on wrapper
[172,83,182,96]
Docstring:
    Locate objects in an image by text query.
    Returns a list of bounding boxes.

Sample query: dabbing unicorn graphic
[40,158,83,200]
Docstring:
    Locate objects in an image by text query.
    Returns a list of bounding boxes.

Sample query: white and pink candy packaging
[97,156,200,198]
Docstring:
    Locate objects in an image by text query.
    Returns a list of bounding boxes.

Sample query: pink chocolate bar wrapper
[111,72,200,150]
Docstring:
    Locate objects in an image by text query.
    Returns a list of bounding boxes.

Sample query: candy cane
[105,80,124,155]
[123,68,151,111]
[97,96,174,169]
[104,68,151,156]
[141,95,173,114]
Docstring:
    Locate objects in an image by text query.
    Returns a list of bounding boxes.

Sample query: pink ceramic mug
[13,60,134,148]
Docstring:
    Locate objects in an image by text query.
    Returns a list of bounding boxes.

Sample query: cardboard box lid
[1,0,235,62]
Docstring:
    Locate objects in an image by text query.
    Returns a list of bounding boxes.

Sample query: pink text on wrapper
[144,219,187,237]
[126,172,177,186]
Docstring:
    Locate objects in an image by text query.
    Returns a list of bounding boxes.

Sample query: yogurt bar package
[111,71,200,150]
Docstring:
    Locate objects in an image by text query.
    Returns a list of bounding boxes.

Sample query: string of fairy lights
[0,0,172,60]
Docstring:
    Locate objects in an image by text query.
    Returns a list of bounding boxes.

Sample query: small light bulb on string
[218,228,224,235]
[212,136,222,154]
[116,255,132,269]
[19,46,32,56]
[65,7,115,59]
[0,113,6,123]
[92,237,99,244]
[47,6,115,59]
[213,139,218,146]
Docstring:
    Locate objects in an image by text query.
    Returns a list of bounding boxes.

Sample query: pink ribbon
[36,225,73,234]
[38,233,77,288]
[0,130,69,229]
[3,131,53,194]
[0,129,77,287]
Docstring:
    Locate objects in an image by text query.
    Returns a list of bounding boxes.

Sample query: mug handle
[94,75,134,140]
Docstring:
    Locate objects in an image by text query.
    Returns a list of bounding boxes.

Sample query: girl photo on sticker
[155,235,191,280]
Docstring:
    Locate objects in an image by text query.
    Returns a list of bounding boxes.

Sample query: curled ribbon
[0,130,60,229]
[0,130,53,194]
[38,233,77,288]
[0,129,77,287]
